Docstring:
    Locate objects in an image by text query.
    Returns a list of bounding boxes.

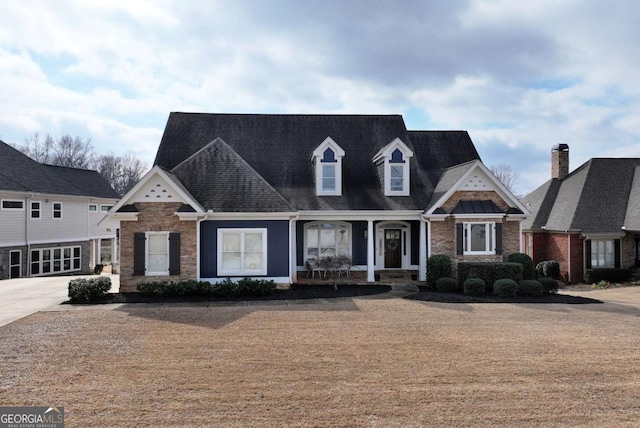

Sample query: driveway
[0,274,119,327]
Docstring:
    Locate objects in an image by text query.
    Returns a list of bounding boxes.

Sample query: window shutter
[495,223,503,255]
[585,240,592,269]
[456,223,463,255]
[133,233,146,276]
[614,239,621,269]
[169,232,181,275]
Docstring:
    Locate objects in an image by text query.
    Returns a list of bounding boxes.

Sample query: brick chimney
[551,143,569,180]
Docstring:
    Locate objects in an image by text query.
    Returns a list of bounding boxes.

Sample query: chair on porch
[306,259,326,279]
[337,258,352,278]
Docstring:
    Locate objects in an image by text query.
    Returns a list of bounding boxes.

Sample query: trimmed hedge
[517,280,544,296]
[457,262,523,292]
[68,277,112,303]
[538,277,559,294]
[584,268,632,284]
[427,254,452,289]
[435,277,459,293]
[507,253,536,280]
[463,278,485,295]
[136,278,277,298]
[493,279,517,297]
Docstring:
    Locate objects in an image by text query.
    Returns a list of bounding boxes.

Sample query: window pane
[223,233,241,252]
[322,164,336,191]
[323,164,335,178]
[43,250,50,261]
[64,248,71,258]
[244,233,263,251]
[336,228,349,255]
[63,260,71,270]
[73,259,80,270]
[149,254,168,272]
[390,166,403,191]
[320,229,335,248]
[390,165,403,178]
[31,250,40,262]
[470,224,487,252]
[244,253,263,271]
[222,252,242,271]
[322,177,336,191]
[74,247,80,257]
[148,235,167,253]
[43,262,51,273]
[53,248,61,260]
[32,262,40,275]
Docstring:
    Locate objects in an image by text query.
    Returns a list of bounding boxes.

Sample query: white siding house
[0,142,121,279]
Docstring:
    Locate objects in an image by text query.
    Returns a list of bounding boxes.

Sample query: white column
[96,238,102,266]
[367,220,375,282]
[419,219,427,281]
[290,219,297,284]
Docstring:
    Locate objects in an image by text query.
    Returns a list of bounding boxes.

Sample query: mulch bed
[65,284,393,304]
[404,286,603,304]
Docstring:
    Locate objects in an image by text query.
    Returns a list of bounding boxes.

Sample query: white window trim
[100,204,113,213]
[312,137,345,196]
[52,202,63,219]
[463,222,496,255]
[145,231,170,276]
[30,201,41,219]
[30,246,82,276]
[373,138,414,196]
[217,228,268,276]
[89,204,98,212]
[1,199,25,210]
[303,221,352,262]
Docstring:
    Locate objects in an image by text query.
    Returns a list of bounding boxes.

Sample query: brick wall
[120,202,198,292]
[530,232,583,283]
[621,234,637,269]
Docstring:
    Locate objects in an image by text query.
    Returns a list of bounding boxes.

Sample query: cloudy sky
[1,0,639,195]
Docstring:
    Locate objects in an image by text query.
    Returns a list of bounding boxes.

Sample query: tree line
[13,133,147,196]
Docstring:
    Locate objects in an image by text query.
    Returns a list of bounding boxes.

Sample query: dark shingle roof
[452,200,504,214]
[0,140,119,198]
[523,158,640,234]
[154,113,481,211]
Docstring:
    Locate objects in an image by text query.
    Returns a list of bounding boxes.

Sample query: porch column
[419,219,427,281]
[367,220,375,282]
[290,219,297,284]
[96,238,102,266]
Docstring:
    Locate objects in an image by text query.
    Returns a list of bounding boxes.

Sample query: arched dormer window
[372,138,413,196]
[312,137,345,196]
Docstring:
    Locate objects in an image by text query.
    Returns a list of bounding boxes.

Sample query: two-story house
[0,141,120,279]
[110,113,528,291]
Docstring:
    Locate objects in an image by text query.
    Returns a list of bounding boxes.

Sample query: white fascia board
[175,212,207,221]
[203,211,299,221]
[581,232,625,239]
[298,210,423,221]
[110,165,204,213]
[107,212,139,222]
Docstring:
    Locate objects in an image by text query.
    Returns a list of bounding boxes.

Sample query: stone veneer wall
[119,202,198,292]
[431,191,523,277]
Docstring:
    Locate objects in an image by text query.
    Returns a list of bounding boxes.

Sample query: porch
[294,269,423,286]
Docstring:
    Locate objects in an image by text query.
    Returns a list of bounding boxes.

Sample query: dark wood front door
[384,229,402,268]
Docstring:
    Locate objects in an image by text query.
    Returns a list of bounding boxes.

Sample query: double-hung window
[146,232,170,275]
[372,139,413,196]
[217,229,267,276]
[313,138,345,196]
[30,201,41,219]
[463,222,495,254]
[52,202,62,219]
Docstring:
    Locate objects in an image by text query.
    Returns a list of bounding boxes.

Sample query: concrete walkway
[0,274,119,327]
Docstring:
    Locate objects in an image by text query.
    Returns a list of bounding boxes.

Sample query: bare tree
[93,152,147,195]
[52,135,94,169]
[18,133,55,164]
[490,163,519,194]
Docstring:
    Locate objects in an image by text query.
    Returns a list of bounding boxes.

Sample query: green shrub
[536,260,560,279]
[517,280,544,296]
[463,278,485,295]
[211,278,277,297]
[427,254,452,288]
[507,253,536,280]
[136,278,275,298]
[584,268,632,284]
[68,277,112,303]
[458,262,523,292]
[435,277,459,293]
[136,281,167,295]
[494,279,517,297]
[538,277,559,294]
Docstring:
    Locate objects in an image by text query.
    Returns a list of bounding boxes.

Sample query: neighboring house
[110,113,528,292]
[522,144,640,283]
[0,140,120,280]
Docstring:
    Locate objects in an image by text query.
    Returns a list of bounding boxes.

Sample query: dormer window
[373,138,413,196]
[312,137,345,196]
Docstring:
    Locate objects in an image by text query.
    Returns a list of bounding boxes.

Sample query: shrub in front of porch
[136,278,276,298]
[493,279,517,297]
[68,277,112,303]
[538,278,559,294]
[457,262,523,292]
[584,268,633,284]
[435,277,459,293]
[463,278,485,295]
[427,254,452,289]
[517,280,544,297]
[507,253,536,280]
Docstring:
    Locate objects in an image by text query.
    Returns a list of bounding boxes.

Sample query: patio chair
[305,259,325,279]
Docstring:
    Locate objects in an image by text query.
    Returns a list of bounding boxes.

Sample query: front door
[384,229,402,268]
[9,250,21,278]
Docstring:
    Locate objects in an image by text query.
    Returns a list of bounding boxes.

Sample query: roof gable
[172,138,295,212]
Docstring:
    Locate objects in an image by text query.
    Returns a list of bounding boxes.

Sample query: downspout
[567,233,571,283]
[25,195,31,277]
[289,215,299,285]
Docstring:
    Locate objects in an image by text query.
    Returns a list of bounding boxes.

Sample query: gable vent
[461,174,489,190]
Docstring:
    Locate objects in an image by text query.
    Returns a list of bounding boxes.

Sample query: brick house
[110,113,528,291]
[522,144,640,283]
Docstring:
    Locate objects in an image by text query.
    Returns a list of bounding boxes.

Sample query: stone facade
[119,202,198,292]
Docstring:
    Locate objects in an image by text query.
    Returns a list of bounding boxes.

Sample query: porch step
[377,270,417,281]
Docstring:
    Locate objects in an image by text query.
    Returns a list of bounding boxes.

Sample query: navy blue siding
[200,220,289,278]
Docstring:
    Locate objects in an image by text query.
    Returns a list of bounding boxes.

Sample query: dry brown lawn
[1,293,640,427]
